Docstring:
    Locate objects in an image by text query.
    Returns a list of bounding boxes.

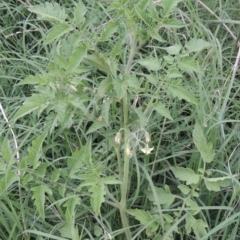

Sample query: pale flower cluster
[114,130,154,156]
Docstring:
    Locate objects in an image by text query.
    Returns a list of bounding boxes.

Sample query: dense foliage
[0,0,240,239]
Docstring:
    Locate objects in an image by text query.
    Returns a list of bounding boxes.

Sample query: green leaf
[13,95,49,121]
[162,19,185,28]
[25,132,48,169]
[59,185,66,198]
[146,74,159,85]
[31,184,52,219]
[63,196,80,224]
[152,102,173,120]
[28,2,67,22]
[68,97,88,112]
[138,57,161,71]
[185,38,211,52]
[134,107,149,128]
[68,141,92,177]
[59,223,79,240]
[0,170,19,192]
[163,214,174,223]
[171,166,200,185]
[193,123,215,163]
[146,1,159,21]
[98,78,113,97]
[53,54,68,69]
[67,44,87,72]
[163,55,174,64]
[135,5,151,25]
[167,81,198,105]
[99,22,119,42]
[192,219,208,238]
[160,0,182,17]
[178,57,200,73]
[79,178,98,187]
[167,69,183,78]
[23,174,34,185]
[89,183,105,214]
[54,100,68,121]
[145,186,175,207]
[58,223,72,238]
[36,163,49,178]
[51,169,61,182]
[163,44,182,55]
[204,179,220,191]
[127,209,159,231]
[185,198,200,215]
[74,0,86,24]
[101,98,112,126]
[185,214,195,234]
[149,29,166,43]
[128,74,142,92]
[85,53,114,75]
[17,74,51,86]
[101,176,122,185]
[112,77,128,100]
[204,178,231,192]
[1,138,14,163]
[110,39,123,58]
[178,184,190,195]
[86,120,106,135]
[45,23,72,44]
[94,225,102,237]
[44,113,59,134]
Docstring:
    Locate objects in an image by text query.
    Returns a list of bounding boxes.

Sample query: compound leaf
[193,123,215,163]
[89,183,105,215]
[171,166,200,185]
[45,23,72,44]
[152,102,173,120]
[185,38,211,53]
[31,184,52,219]
[138,57,161,71]
[28,2,67,22]
[160,0,182,17]
[13,95,49,121]
[167,81,198,105]
[67,43,87,72]
[127,209,159,231]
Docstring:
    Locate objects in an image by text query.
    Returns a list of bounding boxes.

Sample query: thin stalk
[119,35,137,240]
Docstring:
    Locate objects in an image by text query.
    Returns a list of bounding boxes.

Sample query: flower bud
[145,131,151,143]
[114,132,121,144]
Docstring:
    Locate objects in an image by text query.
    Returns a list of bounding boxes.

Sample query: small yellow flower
[125,145,133,157]
[145,131,151,143]
[93,88,98,94]
[140,144,154,155]
[67,84,77,92]
[114,132,121,144]
[82,87,89,92]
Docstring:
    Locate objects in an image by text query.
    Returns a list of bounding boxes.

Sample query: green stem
[118,36,137,240]
[120,92,132,239]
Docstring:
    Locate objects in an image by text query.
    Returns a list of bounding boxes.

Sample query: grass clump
[0,0,240,239]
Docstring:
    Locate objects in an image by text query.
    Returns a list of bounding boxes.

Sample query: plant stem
[118,36,137,240]
[120,93,131,239]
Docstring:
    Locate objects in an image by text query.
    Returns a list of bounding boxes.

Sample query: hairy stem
[119,35,137,240]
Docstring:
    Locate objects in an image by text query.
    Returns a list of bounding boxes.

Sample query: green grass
[0,0,240,239]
